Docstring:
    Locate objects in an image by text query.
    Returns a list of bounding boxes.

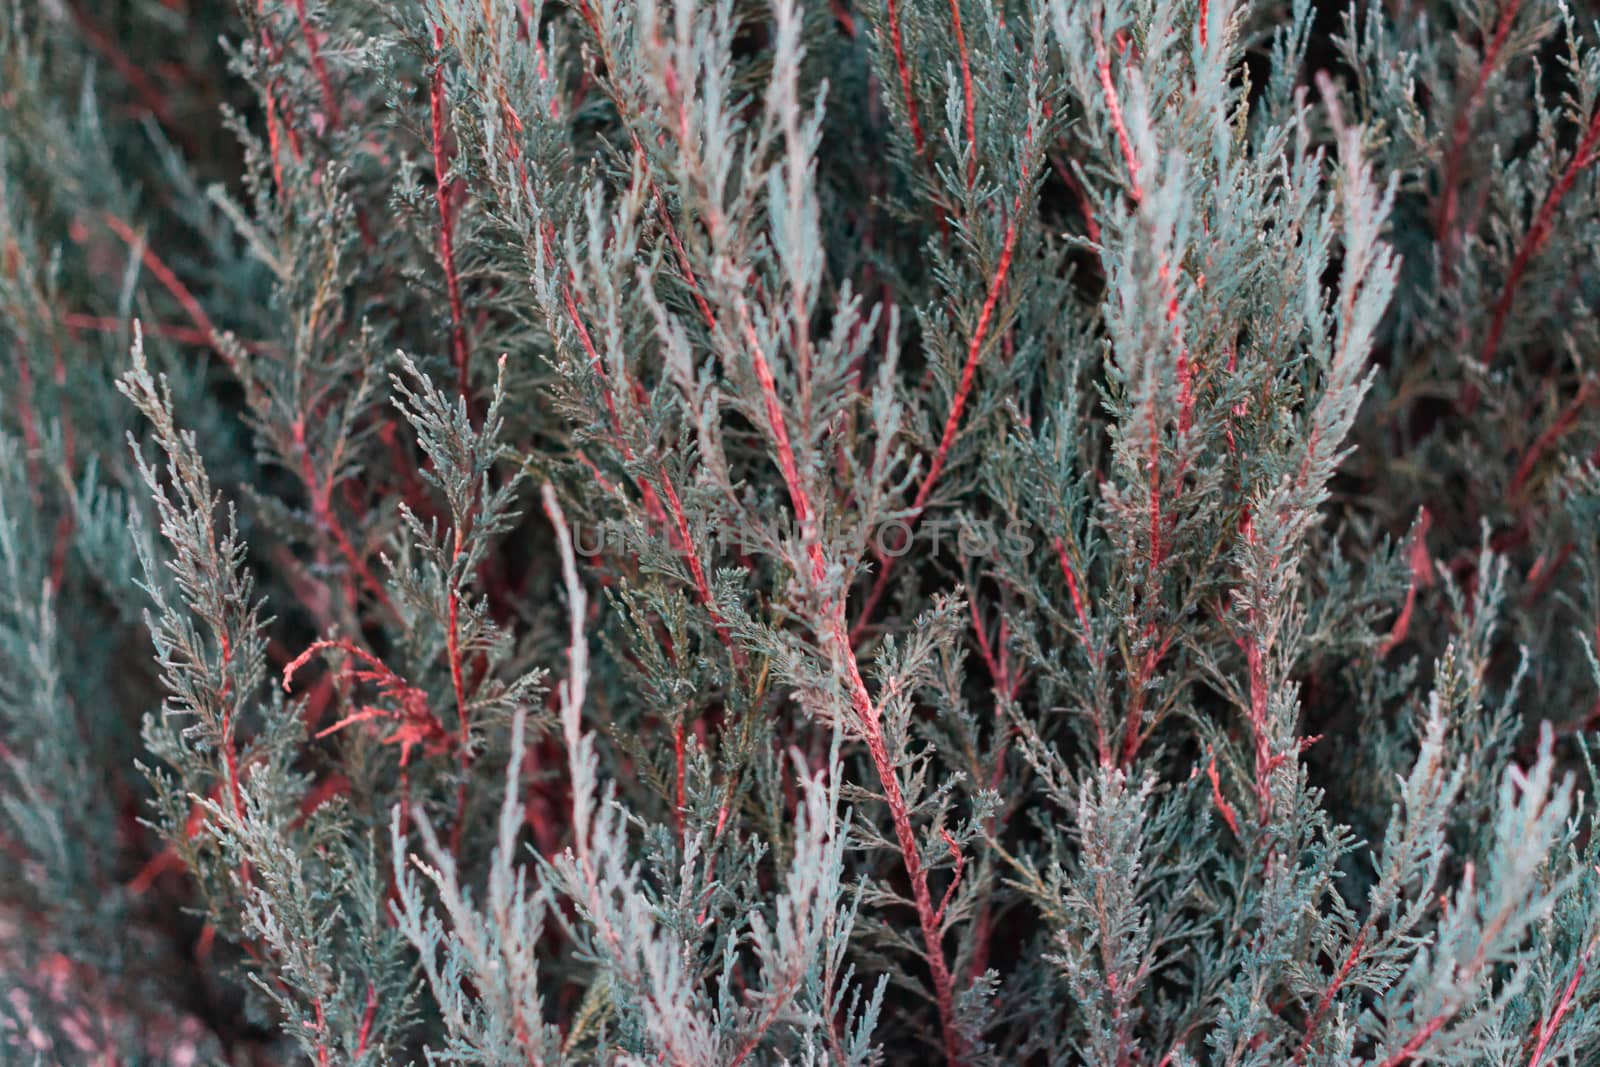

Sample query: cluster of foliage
[3,0,1600,1062]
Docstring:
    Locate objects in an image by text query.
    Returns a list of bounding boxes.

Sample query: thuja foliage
[3,0,1600,1062]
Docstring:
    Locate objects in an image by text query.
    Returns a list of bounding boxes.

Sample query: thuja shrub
[3,0,1600,1062]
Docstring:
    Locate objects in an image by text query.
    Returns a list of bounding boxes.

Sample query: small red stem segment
[102,214,231,372]
[1379,510,1433,658]
[256,0,304,194]
[1292,932,1366,1063]
[354,983,378,1056]
[311,997,331,1067]
[1093,15,1143,203]
[1376,1014,1449,1067]
[1205,752,1240,837]
[292,418,396,615]
[1509,383,1594,499]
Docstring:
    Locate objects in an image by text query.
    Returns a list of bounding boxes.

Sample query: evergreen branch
[430,25,471,395]
[1478,102,1600,374]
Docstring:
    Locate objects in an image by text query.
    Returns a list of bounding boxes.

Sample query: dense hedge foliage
[3,0,1600,1063]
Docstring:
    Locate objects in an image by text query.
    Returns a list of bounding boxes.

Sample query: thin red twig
[65,1,178,130]
[1052,152,1102,245]
[851,150,1032,642]
[933,828,965,926]
[311,997,331,1067]
[1378,509,1432,658]
[883,0,926,156]
[738,295,967,1064]
[292,418,397,615]
[1437,1,1522,277]
[948,0,977,189]
[915,190,1024,513]
[265,93,290,195]
[1479,104,1600,374]
[1205,752,1240,837]
[354,983,378,1056]
[1053,535,1101,664]
[1092,15,1144,204]
[1525,938,1594,1067]
[1376,1013,1448,1067]
[1292,932,1366,1063]
[256,0,304,194]
[291,0,342,129]
[62,313,268,355]
[1509,383,1595,498]
[101,214,231,372]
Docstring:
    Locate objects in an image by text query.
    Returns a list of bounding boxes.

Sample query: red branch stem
[1479,104,1600,372]
[738,296,966,1065]
[948,0,977,189]
[1437,1,1522,276]
[1525,939,1594,1067]
[851,152,1032,643]
[883,0,926,155]
[101,214,232,373]
[291,0,342,129]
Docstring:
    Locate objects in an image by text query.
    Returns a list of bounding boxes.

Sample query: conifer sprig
[3,0,1600,1063]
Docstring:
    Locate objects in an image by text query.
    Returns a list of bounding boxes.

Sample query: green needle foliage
[2,0,1599,1063]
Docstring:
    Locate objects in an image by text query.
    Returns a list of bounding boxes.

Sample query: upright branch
[1524,935,1596,1067]
[119,325,252,849]
[948,0,977,189]
[290,0,341,129]
[882,0,927,156]
[119,326,335,1065]
[740,300,966,1062]
[445,516,471,855]
[852,133,1036,644]
[431,26,471,395]
[1086,9,1194,765]
[632,7,967,1037]
[1437,0,1522,275]
[490,85,724,653]
[1477,102,1600,374]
